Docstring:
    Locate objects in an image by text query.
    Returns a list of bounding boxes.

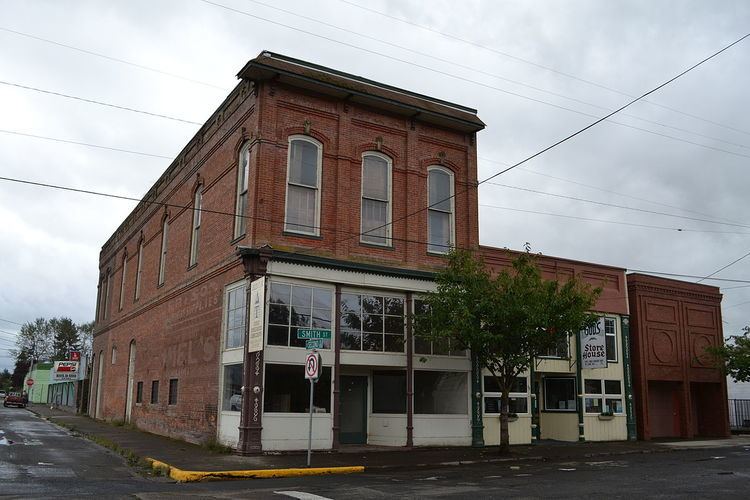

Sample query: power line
[626,270,750,284]
[725,299,750,309]
[311,31,750,252]
[722,284,750,291]
[479,204,750,235]
[0,318,23,326]
[0,80,202,125]
[0,129,171,159]
[200,0,750,161]
[333,0,750,139]
[696,248,750,284]
[483,181,750,230]
[243,0,750,152]
[0,26,227,91]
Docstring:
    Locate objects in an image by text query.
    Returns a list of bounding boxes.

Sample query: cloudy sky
[0,0,748,371]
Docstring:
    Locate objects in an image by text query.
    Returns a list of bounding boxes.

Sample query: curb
[145,458,364,483]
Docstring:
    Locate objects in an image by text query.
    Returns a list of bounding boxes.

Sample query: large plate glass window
[224,283,247,349]
[413,299,466,356]
[372,370,406,414]
[427,167,455,254]
[222,364,243,411]
[285,136,321,235]
[264,364,331,413]
[360,153,391,246]
[483,375,529,414]
[414,371,467,414]
[544,377,576,411]
[340,293,404,352]
[268,282,332,348]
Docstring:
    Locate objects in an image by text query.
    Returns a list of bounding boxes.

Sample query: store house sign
[52,361,80,381]
[580,317,607,369]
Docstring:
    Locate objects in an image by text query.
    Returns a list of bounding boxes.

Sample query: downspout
[576,332,585,442]
[621,315,637,441]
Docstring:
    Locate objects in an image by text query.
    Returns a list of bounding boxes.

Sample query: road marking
[559,468,576,471]
[417,476,442,481]
[274,491,334,500]
[484,475,502,479]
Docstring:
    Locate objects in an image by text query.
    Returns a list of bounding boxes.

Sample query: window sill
[187,263,198,271]
[156,282,165,290]
[282,230,322,240]
[230,234,246,246]
[359,241,394,251]
[426,250,450,257]
[541,409,577,413]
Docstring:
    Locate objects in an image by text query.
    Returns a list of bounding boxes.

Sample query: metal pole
[307,378,315,467]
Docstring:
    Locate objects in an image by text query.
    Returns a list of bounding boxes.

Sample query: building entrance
[340,375,368,444]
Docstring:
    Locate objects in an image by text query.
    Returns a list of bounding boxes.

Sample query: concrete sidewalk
[26,404,750,481]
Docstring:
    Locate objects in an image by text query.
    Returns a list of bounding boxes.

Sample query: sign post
[304,350,321,467]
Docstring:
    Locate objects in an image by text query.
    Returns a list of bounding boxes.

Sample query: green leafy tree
[50,317,80,360]
[415,250,601,453]
[77,321,94,361]
[9,318,53,364]
[0,369,11,391]
[708,326,750,382]
[10,359,30,390]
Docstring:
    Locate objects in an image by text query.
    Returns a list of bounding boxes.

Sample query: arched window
[189,186,202,266]
[118,251,127,311]
[234,143,251,238]
[158,216,169,285]
[360,152,392,246]
[284,136,322,235]
[427,167,455,254]
[134,238,144,301]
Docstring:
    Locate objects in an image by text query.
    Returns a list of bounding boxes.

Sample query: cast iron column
[332,284,342,449]
[405,292,414,447]
[621,315,637,441]
[471,351,485,447]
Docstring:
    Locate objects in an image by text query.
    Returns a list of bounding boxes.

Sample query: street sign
[52,361,80,381]
[305,339,324,350]
[26,378,34,387]
[297,329,331,340]
[69,351,81,362]
[304,352,321,381]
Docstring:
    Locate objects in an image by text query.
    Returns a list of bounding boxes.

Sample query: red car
[3,392,26,408]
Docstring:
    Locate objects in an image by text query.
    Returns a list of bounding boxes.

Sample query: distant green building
[24,362,53,403]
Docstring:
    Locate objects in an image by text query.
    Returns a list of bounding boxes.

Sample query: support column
[529,361,540,441]
[575,332,585,442]
[405,292,414,448]
[332,285,342,449]
[621,315,637,441]
[470,351,484,447]
[237,246,272,455]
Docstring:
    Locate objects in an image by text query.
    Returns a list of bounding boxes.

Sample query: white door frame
[125,341,136,422]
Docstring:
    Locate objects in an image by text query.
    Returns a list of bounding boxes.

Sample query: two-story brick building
[90,51,636,451]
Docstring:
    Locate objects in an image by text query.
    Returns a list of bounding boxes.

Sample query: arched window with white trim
[427,166,455,254]
[158,216,168,285]
[189,186,202,266]
[360,152,392,246]
[234,142,251,238]
[284,136,322,236]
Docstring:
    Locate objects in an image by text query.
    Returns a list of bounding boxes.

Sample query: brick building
[91,51,638,451]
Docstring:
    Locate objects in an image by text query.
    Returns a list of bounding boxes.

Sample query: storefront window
[263,363,331,413]
[268,282,332,348]
[372,370,406,414]
[414,370,467,414]
[222,364,243,411]
[544,377,576,411]
[413,299,466,356]
[340,293,404,352]
[483,375,529,414]
[584,378,623,414]
[225,283,246,349]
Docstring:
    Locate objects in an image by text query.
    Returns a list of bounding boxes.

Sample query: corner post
[621,315,637,441]
[332,284,342,449]
[576,332,585,442]
[471,351,485,447]
[405,292,414,448]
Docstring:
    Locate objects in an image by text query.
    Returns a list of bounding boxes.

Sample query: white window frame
[234,142,251,239]
[266,279,334,350]
[134,239,144,301]
[158,217,168,286]
[604,317,618,363]
[360,152,392,246]
[284,135,322,236]
[583,378,624,415]
[412,298,467,358]
[102,270,110,319]
[339,289,406,353]
[426,166,455,254]
[118,252,127,311]
[537,333,571,359]
[482,375,530,415]
[223,281,247,351]
[190,187,202,266]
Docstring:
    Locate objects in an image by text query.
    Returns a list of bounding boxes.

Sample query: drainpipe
[621,315,637,441]
[470,351,484,447]
[576,332,585,442]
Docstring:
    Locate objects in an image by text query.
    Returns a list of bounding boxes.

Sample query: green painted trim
[575,332,585,442]
[621,315,638,441]
[238,247,437,282]
[470,352,485,447]
[530,362,540,440]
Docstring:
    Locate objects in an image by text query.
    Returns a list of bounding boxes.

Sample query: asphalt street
[1,406,749,499]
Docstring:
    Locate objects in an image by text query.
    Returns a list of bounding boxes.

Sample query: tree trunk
[499,389,510,454]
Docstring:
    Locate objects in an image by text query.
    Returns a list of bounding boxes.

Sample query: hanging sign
[52,361,80,381]
[247,276,265,353]
[580,317,607,369]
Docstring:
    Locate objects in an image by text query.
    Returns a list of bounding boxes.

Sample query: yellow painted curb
[145,458,363,483]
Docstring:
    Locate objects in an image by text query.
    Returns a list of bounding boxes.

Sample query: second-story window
[134,239,144,301]
[158,217,168,286]
[190,187,202,266]
[102,269,111,319]
[118,252,127,311]
[427,167,455,254]
[361,153,391,246]
[234,143,251,238]
[284,136,321,236]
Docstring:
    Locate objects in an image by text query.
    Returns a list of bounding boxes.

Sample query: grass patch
[202,437,233,454]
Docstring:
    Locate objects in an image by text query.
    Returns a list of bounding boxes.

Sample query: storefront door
[340,376,367,444]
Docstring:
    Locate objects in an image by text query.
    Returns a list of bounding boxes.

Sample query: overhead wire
[696,248,750,284]
[0,129,172,159]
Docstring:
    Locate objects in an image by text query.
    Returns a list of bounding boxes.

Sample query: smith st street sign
[297,329,331,340]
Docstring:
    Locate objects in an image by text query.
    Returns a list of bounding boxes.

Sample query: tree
[77,321,94,362]
[10,358,30,390]
[415,250,601,453]
[50,317,80,360]
[708,326,750,382]
[9,318,53,364]
[0,369,11,391]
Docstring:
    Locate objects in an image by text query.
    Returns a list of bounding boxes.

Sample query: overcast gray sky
[1,0,749,372]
